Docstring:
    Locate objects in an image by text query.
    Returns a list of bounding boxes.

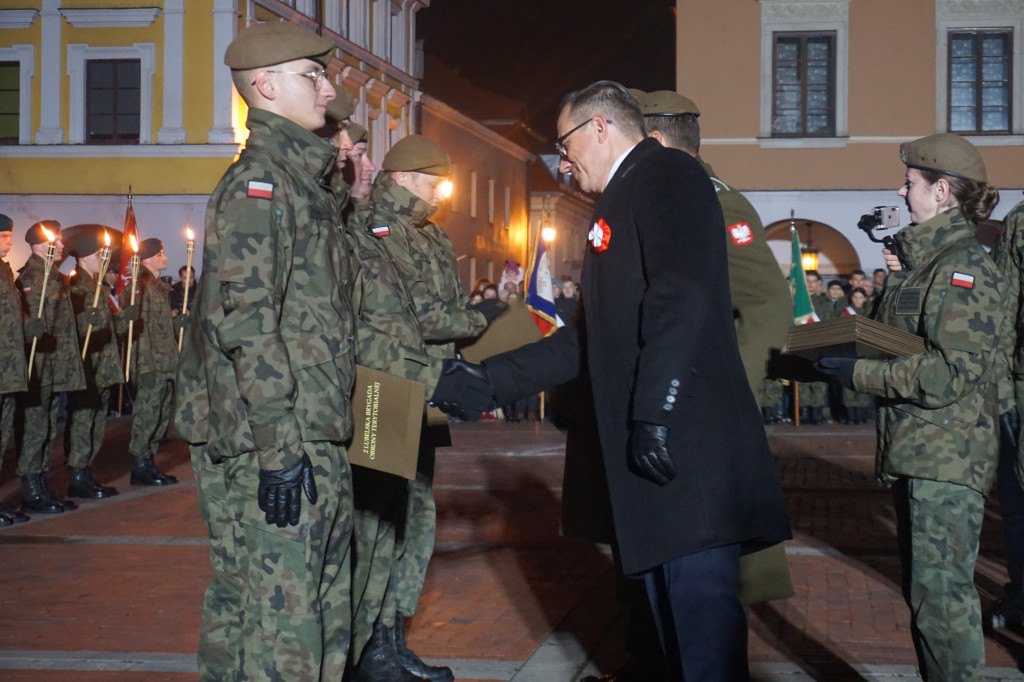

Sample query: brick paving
[2,417,1024,679]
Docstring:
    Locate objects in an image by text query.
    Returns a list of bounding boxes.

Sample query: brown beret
[224,21,335,71]
[325,83,355,124]
[25,220,61,245]
[139,238,163,260]
[635,90,700,117]
[348,122,368,145]
[900,133,986,183]
[0,214,11,232]
[67,224,113,259]
[382,135,450,176]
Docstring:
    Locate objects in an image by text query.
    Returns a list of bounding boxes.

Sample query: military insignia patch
[371,225,391,237]
[951,272,975,289]
[246,180,274,199]
[728,222,753,246]
[588,218,611,252]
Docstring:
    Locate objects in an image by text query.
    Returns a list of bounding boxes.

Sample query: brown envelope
[350,365,425,480]
[458,299,543,364]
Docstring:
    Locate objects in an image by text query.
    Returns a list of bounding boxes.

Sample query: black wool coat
[486,138,791,574]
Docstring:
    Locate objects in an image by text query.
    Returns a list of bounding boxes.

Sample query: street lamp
[801,222,819,271]
[541,225,556,242]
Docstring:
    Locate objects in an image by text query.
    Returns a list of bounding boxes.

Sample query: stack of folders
[782,316,926,361]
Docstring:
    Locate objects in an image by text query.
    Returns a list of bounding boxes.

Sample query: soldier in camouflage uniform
[816,134,1005,681]
[16,221,85,514]
[121,238,178,486]
[799,270,833,423]
[0,214,29,525]
[351,135,486,682]
[170,22,356,682]
[64,225,124,498]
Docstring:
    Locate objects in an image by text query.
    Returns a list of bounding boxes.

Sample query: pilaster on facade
[157,0,186,144]
[208,0,238,144]
[35,0,63,144]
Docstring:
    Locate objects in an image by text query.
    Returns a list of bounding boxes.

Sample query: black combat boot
[0,500,29,525]
[392,616,454,682]
[68,466,119,499]
[20,474,64,514]
[40,475,78,511]
[130,458,178,486]
[352,622,422,682]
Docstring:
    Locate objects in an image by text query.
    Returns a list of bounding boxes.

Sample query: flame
[440,180,453,199]
[186,227,195,241]
[41,226,55,242]
[103,230,110,247]
[69,269,76,277]
[130,235,138,252]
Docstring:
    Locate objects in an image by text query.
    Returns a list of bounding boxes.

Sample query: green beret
[900,133,986,183]
[139,238,163,260]
[348,122,368,145]
[25,220,61,245]
[224,21,335,70]
[326,83,355,123]
[0,214,11,232]
[382,135,450,176]
[635,90,700,117]
[67,224,113,259]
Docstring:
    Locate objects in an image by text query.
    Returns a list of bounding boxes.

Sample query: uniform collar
[893,207,974,269]
[369,173,437,228]
[243,108,339,184]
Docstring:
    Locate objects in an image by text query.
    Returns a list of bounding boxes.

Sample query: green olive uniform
[0,256,27,468]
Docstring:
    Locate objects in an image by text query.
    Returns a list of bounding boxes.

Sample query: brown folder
[458,299,543,364]
[349,365,425,480]
[782,315,926,361]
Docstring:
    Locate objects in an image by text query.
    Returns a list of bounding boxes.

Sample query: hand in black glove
[814,356,858,390]
[257,454,318,528]
[173,313,189,334]
[85,306,105,327]
[629,421,676,486]
[429,358,495,421]
[1001,410,1020,450]
[24,317,46,340]
[119,304,139,323]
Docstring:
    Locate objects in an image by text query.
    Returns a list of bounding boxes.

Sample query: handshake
[429,358,496,420]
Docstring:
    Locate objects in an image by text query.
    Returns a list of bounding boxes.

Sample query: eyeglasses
[554,117,612,157]
[262,68,329,89]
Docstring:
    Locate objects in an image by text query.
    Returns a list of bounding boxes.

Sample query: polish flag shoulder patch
[951,272,975,289]
[371,225,391,238]
[247,180,274,200]
[22,286,31,293]
[728,222,753,246]
[843,306,856,316]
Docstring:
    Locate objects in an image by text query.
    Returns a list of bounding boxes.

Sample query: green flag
[789,226,818,325]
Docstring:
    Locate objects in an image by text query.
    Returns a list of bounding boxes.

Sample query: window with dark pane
[772,32,836,137]
[948,28,1012,134]
[0,62,18,145]
[86,59,140,144]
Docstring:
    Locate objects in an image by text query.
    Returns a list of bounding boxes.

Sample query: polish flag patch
[951,272,975,289]
[247,180,274,199]
[22,286,31,293]
[843,306,856,316]
[728,222,753,246]
[371,225,391,237]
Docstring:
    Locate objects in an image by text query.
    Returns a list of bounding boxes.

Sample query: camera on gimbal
[857,206,900,236]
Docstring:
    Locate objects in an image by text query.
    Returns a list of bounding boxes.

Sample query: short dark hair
[805,270,821,280]
[873,268,886,276]
[644,114,700,155]
[827,279,843,289]
[850,269,866,278]
[179,265,194,276]
[558,81,646,142]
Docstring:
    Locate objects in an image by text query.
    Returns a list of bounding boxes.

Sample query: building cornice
[0,9,38,29]
[61,8,162,28]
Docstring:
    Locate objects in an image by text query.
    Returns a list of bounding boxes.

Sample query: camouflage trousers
[0,393,15,468]
[350,467,406,661]
[191,442,354,682]
[64,387,111,469]
[129,373,173,460]
[16,383,60,476]
[893,478,985,682]
[759,378,783,409]
[796,380,827,408]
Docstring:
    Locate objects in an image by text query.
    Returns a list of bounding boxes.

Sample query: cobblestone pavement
[2,418,1024,680]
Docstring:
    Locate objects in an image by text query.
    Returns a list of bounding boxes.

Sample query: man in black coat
[431,81,790,681]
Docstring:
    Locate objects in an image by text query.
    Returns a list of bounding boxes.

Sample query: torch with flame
[81,231,112,360]
[177,226,195,350]
[27,227,57,377]
[124,235,141,383]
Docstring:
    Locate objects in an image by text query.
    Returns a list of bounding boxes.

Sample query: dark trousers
[642,543,749,681]
[997,428,1024,600]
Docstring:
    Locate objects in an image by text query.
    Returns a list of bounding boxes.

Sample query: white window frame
[67,43,156,145]
[759,0,850,148]
[0,45,34,145]
[936,0,1024,139]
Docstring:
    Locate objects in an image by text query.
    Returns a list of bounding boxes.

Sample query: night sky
[418,0,676,139]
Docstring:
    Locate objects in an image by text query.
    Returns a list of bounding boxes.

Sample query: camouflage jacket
[993,200,1024,416]
[370,174,486,361]
[70,269,123,389]
[120,269,176,381]
[0,258,27,394]
[700,159,792,394]
[347,195,442,393]
[171,108,354,469]
[17,254,86,392]
[853,207,1006,494]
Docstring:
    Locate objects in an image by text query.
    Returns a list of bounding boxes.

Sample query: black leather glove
[119,304,139,323]
[429,358,495,421]
[257,454,318,528]
[814,356,858,390]
[173,313,189,334]
[629,421,676,486]
[85,306,105,327]
[24,317,46,340]
[1001,410,1020,450]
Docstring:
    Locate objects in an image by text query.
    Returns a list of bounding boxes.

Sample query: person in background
[0,214,29,525]
[169,265,196,317]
